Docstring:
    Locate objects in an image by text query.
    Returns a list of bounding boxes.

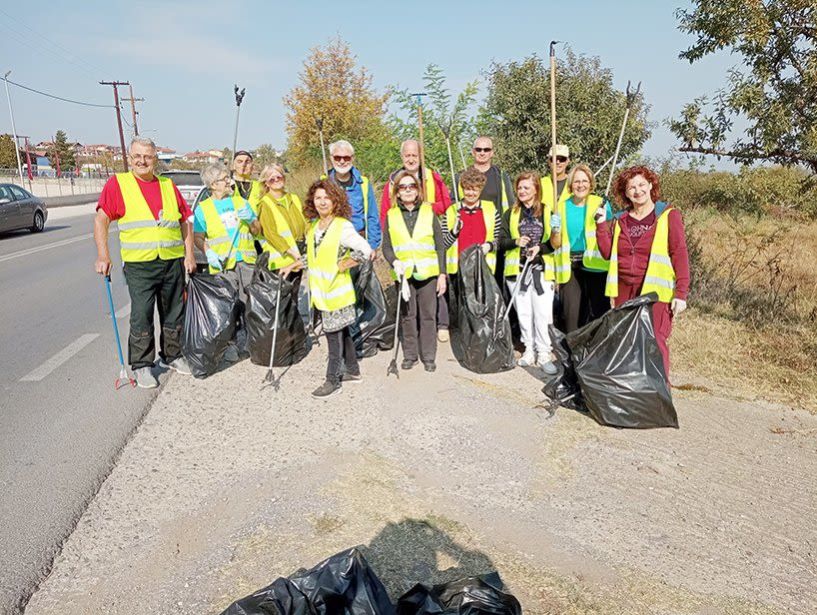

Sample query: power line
[4,78,112,108]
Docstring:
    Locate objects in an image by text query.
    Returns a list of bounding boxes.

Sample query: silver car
[0,183,48,233]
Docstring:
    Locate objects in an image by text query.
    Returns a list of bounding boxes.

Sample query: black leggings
[560,263,609,332]
[326,326,358,383]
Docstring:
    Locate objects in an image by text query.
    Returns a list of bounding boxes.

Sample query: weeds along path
[25,342,817,614]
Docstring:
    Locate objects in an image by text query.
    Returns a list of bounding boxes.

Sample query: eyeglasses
[555,156,569,163]
[214,176,231,184]
[473,147,492,153]
[333,155,353,163]
[267,175,284,182]
[398,183,418,191]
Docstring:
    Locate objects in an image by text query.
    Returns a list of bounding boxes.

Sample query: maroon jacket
[596,206,690,301]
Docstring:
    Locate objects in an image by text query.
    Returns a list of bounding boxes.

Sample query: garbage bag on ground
[397,572,521,615]
[450,245,515,373]
[351,259,396,358]
[542,325,584,412]
[245,254,308,368]
[219,547,395,615]
[544,293,678,429]
[182,273,240,378]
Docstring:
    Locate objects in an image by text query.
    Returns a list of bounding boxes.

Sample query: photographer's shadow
[361,517,495,599]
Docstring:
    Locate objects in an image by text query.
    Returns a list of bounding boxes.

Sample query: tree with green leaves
[389,64,479,185]
[670,0,817,171]
[49,130,76,171]
[479,48,650,183]
[0,134,18,169]
[252,144,280,170]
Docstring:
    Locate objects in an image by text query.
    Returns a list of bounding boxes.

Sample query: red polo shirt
[97,174,192,222]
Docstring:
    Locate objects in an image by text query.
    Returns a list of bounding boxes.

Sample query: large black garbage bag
[542,326,584,412]
[544,293,678,429]
[397,572,521,615]
[245,255,308,368]
[450,245,515,373]
[220,547,395,615]
[351,259,396,358]
[182,273,239,378]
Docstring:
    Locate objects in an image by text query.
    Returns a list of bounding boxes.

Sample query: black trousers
[560,262,609,333]
[400,277,438,363]
[122,258,185,369]
[326,326,358,383]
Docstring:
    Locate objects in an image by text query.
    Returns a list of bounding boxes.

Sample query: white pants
[507,274,554,356]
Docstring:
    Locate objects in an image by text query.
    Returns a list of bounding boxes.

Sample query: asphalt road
[0,204,169,614]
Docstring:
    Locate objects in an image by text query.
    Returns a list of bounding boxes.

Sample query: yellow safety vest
[258,193,297,271]
[198,195,257,274]
[605,205,676,303]
[444,201,496,274]
[116,172,184,263]
[503,207,522,278]
[387,203,440,281]
[307,217,357,311]
[458,169,510,212]
[233,179,264,213]
[540,175,571,282]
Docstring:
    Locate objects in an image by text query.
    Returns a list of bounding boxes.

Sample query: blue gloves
[236,205,257,224]
[550,214,561,230]
[206,248,222,271]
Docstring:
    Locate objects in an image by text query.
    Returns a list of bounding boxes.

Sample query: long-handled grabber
[263,273,283,389]
[412,92,428,193]
[104,274,135,390]
[316,117,328,175]
[604,80,642,199]
[499,258,533,322]
[386,273,404,378]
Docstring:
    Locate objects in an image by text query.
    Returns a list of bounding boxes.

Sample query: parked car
[0,183,48,233]
[159,170,205,209]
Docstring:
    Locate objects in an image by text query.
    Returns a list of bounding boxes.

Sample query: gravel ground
[24,338,817,614]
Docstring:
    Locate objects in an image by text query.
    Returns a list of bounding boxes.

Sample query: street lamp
[3,70,24,185]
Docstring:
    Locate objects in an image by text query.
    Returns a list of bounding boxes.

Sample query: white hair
[129,136,156,152]
[400,140,420,155]
[329,140,354,156]
[201,162,228,188]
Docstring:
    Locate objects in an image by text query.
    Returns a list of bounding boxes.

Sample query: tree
[284,37,390,172]
[390,64,479,185]
[0,134,18,169]
[48,130,76,172]
[670,0,817,171]
[253,144,280,170]
[479,48,650,183]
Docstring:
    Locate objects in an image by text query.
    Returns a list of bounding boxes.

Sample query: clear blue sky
[0,0,734,161]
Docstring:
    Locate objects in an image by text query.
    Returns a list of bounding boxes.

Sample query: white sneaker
[518,351,535,367]
[437,329,450,343]
[134,366,158,388]
[161,356,192,375]
[540,359,559,375]
[224,344,240,363]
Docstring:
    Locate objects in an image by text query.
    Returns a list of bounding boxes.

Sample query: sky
[0,0,737,163]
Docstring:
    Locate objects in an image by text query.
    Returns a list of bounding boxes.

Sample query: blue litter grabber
[104,274,135,390]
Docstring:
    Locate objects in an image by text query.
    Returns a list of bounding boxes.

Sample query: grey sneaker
[342,371,362,383]
[134,366,158,389]
[312,380,342,398]
[224,344,240,363]
[540,360,559,375]
[162,356,192,375]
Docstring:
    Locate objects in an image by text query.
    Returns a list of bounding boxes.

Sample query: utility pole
[123,84,144,137]
[3,70,24,185]
[100,80,129,171]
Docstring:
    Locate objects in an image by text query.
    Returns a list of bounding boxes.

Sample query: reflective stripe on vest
[199,195,257,273]
[605,205,676,303]
[387,203,440,281]
[540,176,571,282]
[503,207,522,277]
[258,193,297,271]
[306,217,356,311]
[581,194,609,272]
[445,200,496,274]
[116,173,184,262]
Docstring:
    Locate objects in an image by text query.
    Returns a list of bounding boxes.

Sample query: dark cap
[233,150,253,160]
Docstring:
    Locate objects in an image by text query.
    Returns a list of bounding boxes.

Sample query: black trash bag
[245,254,308,368]
[182,273,240,378]
[542,326,584,412]
[397,572,521,615]
[450,245,515,373]
[220,547,395,615]
[351,259,397,358]
[544,293,678,429]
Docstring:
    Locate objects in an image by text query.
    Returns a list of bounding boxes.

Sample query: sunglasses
[554,156,569,163]
[398,183,418,191]
[267,175,284,182]
[333,155,353,163]
[473,147,492,153]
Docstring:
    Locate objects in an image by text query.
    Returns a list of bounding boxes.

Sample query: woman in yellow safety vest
[552,164,613,332]
[257,163,307,278]
[381,170,447,372]
[304,179,373,398]
[498,172,561,375]
[596,165,690,379]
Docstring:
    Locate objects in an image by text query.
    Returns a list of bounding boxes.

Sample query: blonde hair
[259,163,286,195]
[567,163,595,193]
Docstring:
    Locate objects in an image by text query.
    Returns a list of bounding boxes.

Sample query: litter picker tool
[104,274,135,390]
[500,258,533,322]
[412,92,428,193]
[316,117,328,175]
[263,273,283,389]
[604,81,641,199]
[231,84,246,159]
[549,41,560,212]
[386,273,404,378]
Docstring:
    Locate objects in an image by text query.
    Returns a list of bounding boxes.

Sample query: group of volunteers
[93,135,689,399]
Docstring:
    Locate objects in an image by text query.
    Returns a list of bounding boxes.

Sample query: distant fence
[0,168,111,198]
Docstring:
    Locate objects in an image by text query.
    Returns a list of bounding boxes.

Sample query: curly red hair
[303,179,352,220]
[612,166,662,209]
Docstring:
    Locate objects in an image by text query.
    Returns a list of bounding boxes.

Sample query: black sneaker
[423,361,436,373]
[312,380,342,398]
[401,359,419,370]
[342,372,362,383]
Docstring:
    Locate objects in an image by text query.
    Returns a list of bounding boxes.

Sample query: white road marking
[115,302,131,319]
[0,233,93,263]
[20,334,100,382]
